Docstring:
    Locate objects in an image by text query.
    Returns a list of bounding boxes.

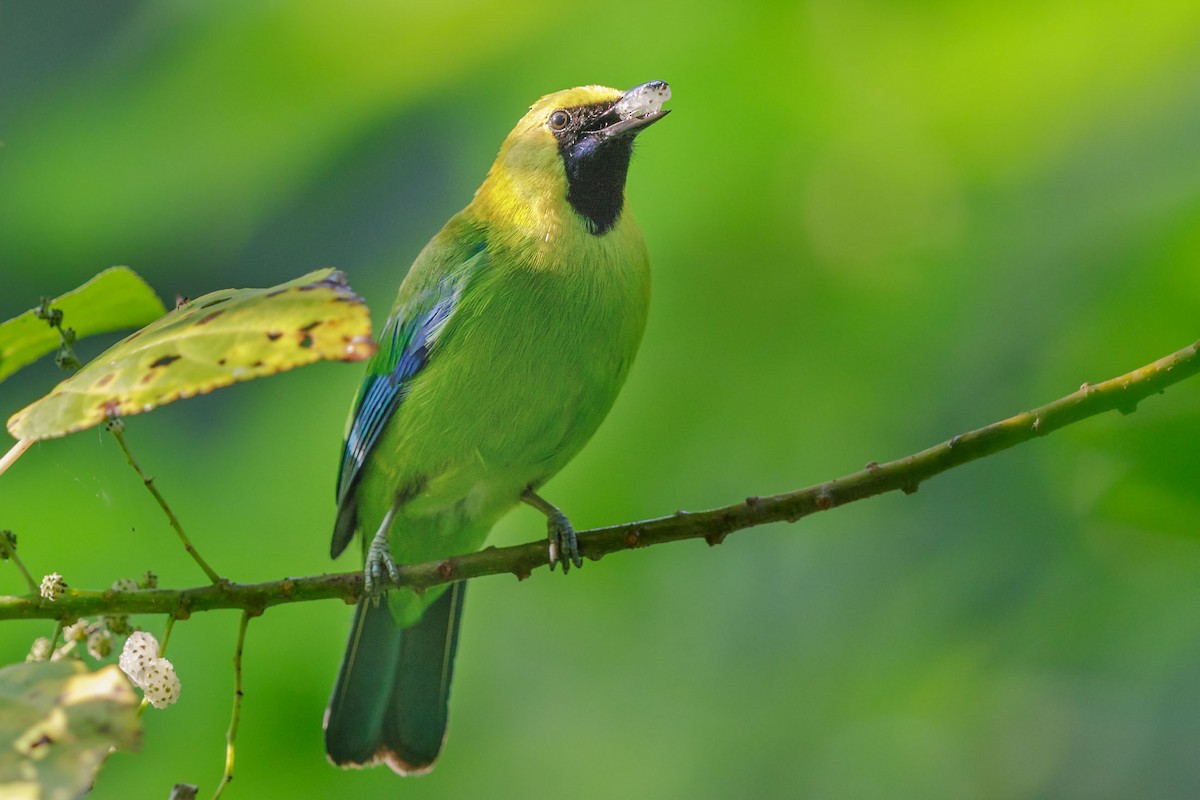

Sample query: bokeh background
[3,2,1200,797]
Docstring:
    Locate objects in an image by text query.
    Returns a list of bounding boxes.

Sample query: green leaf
[0,267,167,383]
[7,269,376,441]
[0,661,140,799]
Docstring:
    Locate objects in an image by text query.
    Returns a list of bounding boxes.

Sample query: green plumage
[324,82,668,774]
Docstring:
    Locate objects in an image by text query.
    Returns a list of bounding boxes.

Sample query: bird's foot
[546,510,583,574]
[521,489,582,574]
[364,531,400,600]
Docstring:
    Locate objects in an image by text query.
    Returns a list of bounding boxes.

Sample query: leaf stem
[158,615,177,657]
[0,438,32,479]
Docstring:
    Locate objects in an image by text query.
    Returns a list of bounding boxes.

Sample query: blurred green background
[3,1,1200,797]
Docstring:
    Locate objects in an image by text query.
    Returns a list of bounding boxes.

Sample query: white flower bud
[39,572,66,601]
[63,620,89,643]
[87,628,114,660]
[111,577,139,593]
[26,637,52,662]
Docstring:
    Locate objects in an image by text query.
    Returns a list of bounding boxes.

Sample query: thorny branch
[1,338,1197,622]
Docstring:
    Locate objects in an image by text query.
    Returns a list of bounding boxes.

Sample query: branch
[1,338,1197,622]
[107,421,224,585]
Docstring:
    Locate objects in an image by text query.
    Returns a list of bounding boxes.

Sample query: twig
[158,615,177,656]
[48,619,63,652]
[106,421,224,586]
[0,438,33,479]
[34,295,82,372]
[0,531,38,594]
[0,338,1196,622]
[214,611,253,800]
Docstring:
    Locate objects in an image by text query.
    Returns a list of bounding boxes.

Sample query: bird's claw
[364,537,400,600]
[547,510,582,573]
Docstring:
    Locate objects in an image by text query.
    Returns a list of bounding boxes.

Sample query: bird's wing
[331,239,484,557]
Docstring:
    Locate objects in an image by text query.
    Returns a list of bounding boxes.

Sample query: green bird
[324,81,670,774]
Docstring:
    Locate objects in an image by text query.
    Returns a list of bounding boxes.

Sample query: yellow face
[474,82,668,243]
[493,85,625,199]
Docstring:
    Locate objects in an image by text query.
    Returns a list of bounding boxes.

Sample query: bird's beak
[591,81,672,141]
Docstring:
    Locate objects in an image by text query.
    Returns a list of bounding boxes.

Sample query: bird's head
[478,81,670,237]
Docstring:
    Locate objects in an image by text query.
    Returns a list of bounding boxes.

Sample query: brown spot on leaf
[150,355,180,368]
[217,358,227,366]
[300,321,321,332]
[95,373,116,388]
[199,296,230,309]
[98,399,121,417]
[265,289,288,298]
[313,271,349,290]
[140,372,155,385]
[251,360,264,368]
[266,331,283,341]
[197,309,225,325]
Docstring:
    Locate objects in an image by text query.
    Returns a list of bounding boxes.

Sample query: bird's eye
[548,110,570,131]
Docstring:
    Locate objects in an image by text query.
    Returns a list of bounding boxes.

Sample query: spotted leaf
[0,266,167,383]
[7,269,376,441]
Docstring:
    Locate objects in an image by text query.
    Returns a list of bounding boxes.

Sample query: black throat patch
[551,102,635,236]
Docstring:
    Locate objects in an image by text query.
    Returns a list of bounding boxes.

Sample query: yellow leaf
[7,269,375,441]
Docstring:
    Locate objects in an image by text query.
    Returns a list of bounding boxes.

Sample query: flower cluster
[22,575,181,708]
[26,616,122,663]
[39,572,66,601]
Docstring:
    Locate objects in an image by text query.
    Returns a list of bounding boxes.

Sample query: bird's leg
[364,502,401,600]
[521,488,582,573]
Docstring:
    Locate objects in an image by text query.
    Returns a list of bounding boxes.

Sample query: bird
[323,81,670,775]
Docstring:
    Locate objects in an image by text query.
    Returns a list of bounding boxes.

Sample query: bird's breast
[379,226,650,517]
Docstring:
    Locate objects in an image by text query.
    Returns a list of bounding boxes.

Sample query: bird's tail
[324,582,466,774]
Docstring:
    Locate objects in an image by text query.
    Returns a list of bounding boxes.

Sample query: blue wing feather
[336,282,461,507]
[330,228,485,558]
[329,274,465,558]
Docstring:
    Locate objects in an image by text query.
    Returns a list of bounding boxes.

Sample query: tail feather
[325,583,466,774]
